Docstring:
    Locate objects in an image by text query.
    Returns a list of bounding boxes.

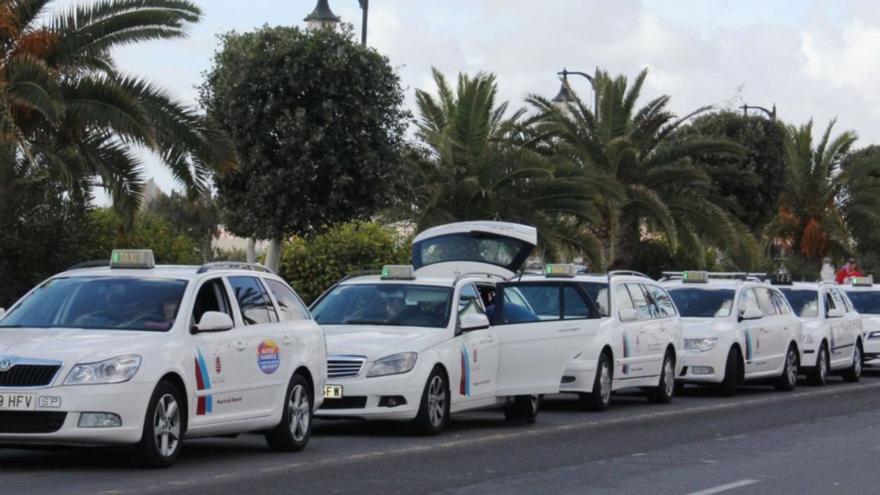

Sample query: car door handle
[235,340,247,352]
[557,327,580,333]
[759,328,771,334]
[282,334,293,345]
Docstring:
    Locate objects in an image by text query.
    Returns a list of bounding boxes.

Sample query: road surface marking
[686,478,760,495]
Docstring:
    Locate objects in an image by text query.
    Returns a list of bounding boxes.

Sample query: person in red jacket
[835,257,864,285]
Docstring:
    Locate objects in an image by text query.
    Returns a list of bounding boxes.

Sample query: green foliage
[529,68,760,270]
[279,222,409,304]
[146,191,220,260]
[406,69,613,266]
[87,209,201,265]
[679,112,788,230]
[200,26,408,241]
[629,240,718,280]
[0,0,234,215]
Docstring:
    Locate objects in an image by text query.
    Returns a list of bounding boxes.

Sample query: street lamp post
[304,0,369,46]
[741,103,777,121]
[552,68,597,111]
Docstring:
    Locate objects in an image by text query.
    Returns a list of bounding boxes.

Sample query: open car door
[412,221,537,279]
[492,281,601,396]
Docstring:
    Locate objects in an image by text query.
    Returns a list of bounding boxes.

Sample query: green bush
[630,240,719,280]
[87,209,202,265]
[279,222,410,304]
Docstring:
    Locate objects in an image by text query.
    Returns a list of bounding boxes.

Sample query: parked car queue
[0,221,876,468]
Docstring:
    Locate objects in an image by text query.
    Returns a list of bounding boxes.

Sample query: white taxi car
[0,250,326,467]
[662,272,802,396]
[311,222,588,434]
[513,266,682,411]
[776,281,862,385]
[841,276,880,364]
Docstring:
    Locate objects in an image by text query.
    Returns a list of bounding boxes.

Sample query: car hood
[681,318,735,337]
[0,328,166,365]
[322,325,449,360]
[862,315,880,331]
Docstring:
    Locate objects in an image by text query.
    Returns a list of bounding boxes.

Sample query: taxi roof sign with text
[110,249,155,269]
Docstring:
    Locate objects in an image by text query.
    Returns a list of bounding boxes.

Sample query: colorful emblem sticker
[258,339,281,375]
[194,349,213,415]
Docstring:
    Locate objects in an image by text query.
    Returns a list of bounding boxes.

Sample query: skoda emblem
[0,359,12,372]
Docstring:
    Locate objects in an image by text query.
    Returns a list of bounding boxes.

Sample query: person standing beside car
[836,258,864,285]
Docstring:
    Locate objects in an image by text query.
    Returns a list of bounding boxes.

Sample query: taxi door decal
[744,330,754,362]
[621,334,631,375]
[194,349,213,415]
[459,343,471,396]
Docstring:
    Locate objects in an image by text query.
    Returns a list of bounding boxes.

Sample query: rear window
[667,288,735,318]
[844,290,880,314]
[412,232,532,272]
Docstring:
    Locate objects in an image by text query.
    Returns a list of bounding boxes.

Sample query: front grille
[327,356,366,378]
[0,412,67,433]
[321,397,368,410]
[0,365,61,387]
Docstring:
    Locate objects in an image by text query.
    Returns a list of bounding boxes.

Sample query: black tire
[717,347,741,397]
[646,351,675,404]
[266,374,313,452]
[134,381,185,468]
[413,367,449,435]
[506,395,539,425]
[842,341,863,383]
[578,352,613,412]
[774,345,799,391]
[807,343,830,386]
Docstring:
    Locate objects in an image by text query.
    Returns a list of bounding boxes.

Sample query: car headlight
[64,355,142,385]
[367,352,418,378]
[684,337,718,352]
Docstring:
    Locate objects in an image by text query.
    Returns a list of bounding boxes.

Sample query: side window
[739,289,762,315]
[563,286,591,320]
[824,292,836,315]
[265,279,310,321]
[192,278,232,325]
[770,289,791,315]
[228,276,279,325]
[646,284,676,318]
[614,283,635,313]
[626,283,653,319]
[458,284,485,320]
[499,284,554,324]
[835,289,854,312]
[755,288,778,316]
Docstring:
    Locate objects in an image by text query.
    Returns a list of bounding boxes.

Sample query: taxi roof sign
[110,249,155,269]
[381,265,415,280]
[545,264,577,278]
[851,276,874,287]
[682,271,708,283]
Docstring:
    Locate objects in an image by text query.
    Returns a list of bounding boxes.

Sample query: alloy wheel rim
[288,384,311,442]
[788,350,798,384]
[854,347,862,376]
[663,358,674,396]
[819,347,828,382]
[153,393,181,458]
[599,362,611,404]
[427,376,446,427]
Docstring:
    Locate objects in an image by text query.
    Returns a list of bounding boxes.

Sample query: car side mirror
[618,308,640,322]
[827,307,845,319]
[193,311,234,333]
[458,313,490,334]
[739,306,764,321]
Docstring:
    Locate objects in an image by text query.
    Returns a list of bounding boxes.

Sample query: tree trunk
[246,238,257,263]
[613,215,641,269]
[264,238,283,273]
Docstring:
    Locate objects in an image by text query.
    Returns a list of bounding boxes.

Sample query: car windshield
[844,290,880,314]
[312,283,452,328]
[0,276,187,331]
[668,288,735,318]
[779,289,819,317]
[579,282,610,317]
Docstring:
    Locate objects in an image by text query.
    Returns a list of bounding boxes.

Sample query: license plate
[0,393,36,411]
[323,385,343,399]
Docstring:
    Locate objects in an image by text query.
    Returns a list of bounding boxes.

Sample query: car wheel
[774,345,799,391]
[578,352,612,412]
[134,381,184,468]
[647,351,675,404]
[413,367,449,435]
[808,343,829,386]
[717,347,740,397]
[843,342,863,383]
[506,395,540,425]
[266,374,313,452]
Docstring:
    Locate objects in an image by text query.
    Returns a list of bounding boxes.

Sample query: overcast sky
[92,0,880,194]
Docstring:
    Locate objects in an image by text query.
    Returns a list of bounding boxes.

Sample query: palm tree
[529,68,758,268]
[0,0,234,214]
[764,120,880,263]
[409,69,619,265]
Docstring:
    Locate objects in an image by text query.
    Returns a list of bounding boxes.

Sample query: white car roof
[339,273,499,288]
[54,265,278,281]
[662,278,766,290]
[516,273,655,284]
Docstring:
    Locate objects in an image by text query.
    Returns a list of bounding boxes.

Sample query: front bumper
[0,381,154,446]
[677,346,727,384]
[559,358,598,394]
[316,372,425,421]
[863,332,880,361]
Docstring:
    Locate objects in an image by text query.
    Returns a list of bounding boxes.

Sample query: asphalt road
[4,371,880,495]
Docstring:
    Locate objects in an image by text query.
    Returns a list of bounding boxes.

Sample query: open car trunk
[411,221,537,279]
